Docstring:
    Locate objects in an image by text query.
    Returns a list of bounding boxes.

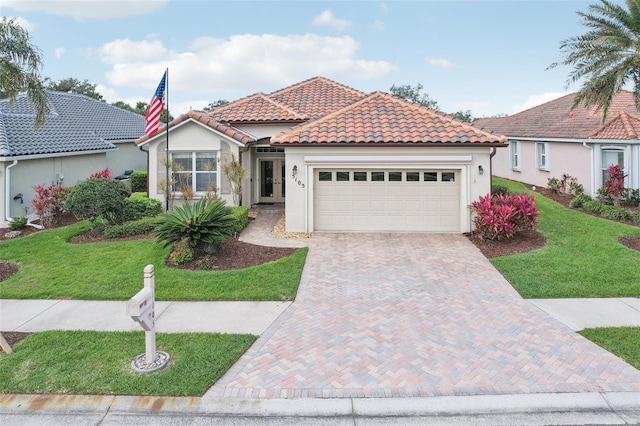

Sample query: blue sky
[2,0,606,118]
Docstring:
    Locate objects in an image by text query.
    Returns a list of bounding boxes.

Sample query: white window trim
[171,151,220,195]
[536,142,550,171]
[600,146,627,187]
[510,141,521,171]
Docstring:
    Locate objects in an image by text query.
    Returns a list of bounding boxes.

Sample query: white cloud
[54,48,66,59]
[2,0,168,20]
[427,58,454,69]
[312,10,350,31]
[379,2,388,13]
[13,17,36,31]
[371,20,385,30]
[510,91,567,114]
[97,34,397,114]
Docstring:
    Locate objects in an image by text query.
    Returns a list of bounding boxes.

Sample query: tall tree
[450,110,475,123]
[548,0,640,120]
[0,17,50,126]
[389,83,440,110]
[203,99,229,111]
[45,77,104,101]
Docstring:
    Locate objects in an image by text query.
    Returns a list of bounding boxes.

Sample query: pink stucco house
[473,90,640,195]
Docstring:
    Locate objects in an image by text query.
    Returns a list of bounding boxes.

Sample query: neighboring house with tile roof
[136,76,507,233]
[1,90,146,226]
[473,90,640,196]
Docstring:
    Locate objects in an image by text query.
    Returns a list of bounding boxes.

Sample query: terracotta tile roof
[271,91,507,145]
[208,92,306,123]
[473,90,639,139]
[589,111,640,139]
[267,76,367,120]
[135,110,255,146]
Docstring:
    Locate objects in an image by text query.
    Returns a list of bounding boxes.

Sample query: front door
[259,159,285,203]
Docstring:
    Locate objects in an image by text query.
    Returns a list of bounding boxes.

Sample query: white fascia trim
[0,148,116,162]
[137,118,251,148]
[511,136,640,144]
[303,155,473,168]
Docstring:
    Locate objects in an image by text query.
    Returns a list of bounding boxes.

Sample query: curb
[1,392,639,422]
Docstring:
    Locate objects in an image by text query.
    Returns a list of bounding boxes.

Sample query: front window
[172,151,218,193]
[510,141,520,170]
[536,142,549,170]
[602,149,624,183]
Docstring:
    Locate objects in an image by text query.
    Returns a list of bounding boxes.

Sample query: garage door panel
[314,169,460,232]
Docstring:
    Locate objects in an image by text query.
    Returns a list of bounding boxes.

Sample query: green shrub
[596,187,613,205]
[130,171,147,193]
[491,185,509,197]
[229,206,249,234]
[621,188,640,207]
[583,200,604,214]
[169,241,194,265]
[64,178,130,226]
[153,198,236,253]
[547,177,560,193]
[569,194,593,209]
[600,205,634,221]
[196,254,218,270]
[103,217,157,238]
[123,196,162,221]
[9,216,27,231]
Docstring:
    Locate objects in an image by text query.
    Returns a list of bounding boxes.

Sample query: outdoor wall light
[478,165,484,175]
[292,165,298,176]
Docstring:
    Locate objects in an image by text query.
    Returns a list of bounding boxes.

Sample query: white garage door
[314,169,460,232]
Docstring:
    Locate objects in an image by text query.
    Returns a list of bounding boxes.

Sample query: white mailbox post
[127,264,169,373]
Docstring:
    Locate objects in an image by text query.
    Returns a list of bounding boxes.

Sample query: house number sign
[292,173,305,188]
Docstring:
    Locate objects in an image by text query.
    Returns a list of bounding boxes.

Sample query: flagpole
[164,68,170,211]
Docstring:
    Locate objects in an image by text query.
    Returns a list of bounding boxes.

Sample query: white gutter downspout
[5,160,18,223]
[582,140,595,197]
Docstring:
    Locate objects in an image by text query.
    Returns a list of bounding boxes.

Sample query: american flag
[144,71,167,136]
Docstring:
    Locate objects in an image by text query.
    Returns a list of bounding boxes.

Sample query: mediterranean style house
[136,77,507,233]
[473,90,640,196]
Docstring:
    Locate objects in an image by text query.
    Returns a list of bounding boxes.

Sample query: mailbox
[127,287,154,331]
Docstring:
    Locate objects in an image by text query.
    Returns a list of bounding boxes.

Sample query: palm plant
[0,17,51,126]
[153,198,236,253]
[549,0,640,120]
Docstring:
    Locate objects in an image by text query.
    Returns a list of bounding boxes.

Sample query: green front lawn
[579,327,640,370]
[0,222,308,301]
[490,178,640,298]
[0,330,255,395]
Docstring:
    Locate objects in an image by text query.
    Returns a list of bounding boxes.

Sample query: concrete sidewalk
[528,297,640,331]
[1,297,638,335]
[0,299,291,335]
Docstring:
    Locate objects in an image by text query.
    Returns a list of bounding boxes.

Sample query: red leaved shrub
[471,193,538,241]
[89,168,111,179]
[32,184,67,228]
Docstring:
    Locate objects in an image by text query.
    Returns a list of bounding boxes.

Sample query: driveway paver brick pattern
[205,208,640,399]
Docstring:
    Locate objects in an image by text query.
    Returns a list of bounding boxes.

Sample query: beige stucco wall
[283,145,497,233]
[235,123,294,140]
[144,120,242,208]
[106,141,147,176]
[2,153,106,222]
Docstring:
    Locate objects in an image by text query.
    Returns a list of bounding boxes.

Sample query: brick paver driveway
[206,219,640,399]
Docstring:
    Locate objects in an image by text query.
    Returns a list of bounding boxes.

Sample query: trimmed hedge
[103,217,157,238]
[130,171,147,193]
[123,196,162,221]
[229,206,249,234]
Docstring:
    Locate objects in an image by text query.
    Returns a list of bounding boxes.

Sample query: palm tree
[0,17,50,126]
[549,0,640,120]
